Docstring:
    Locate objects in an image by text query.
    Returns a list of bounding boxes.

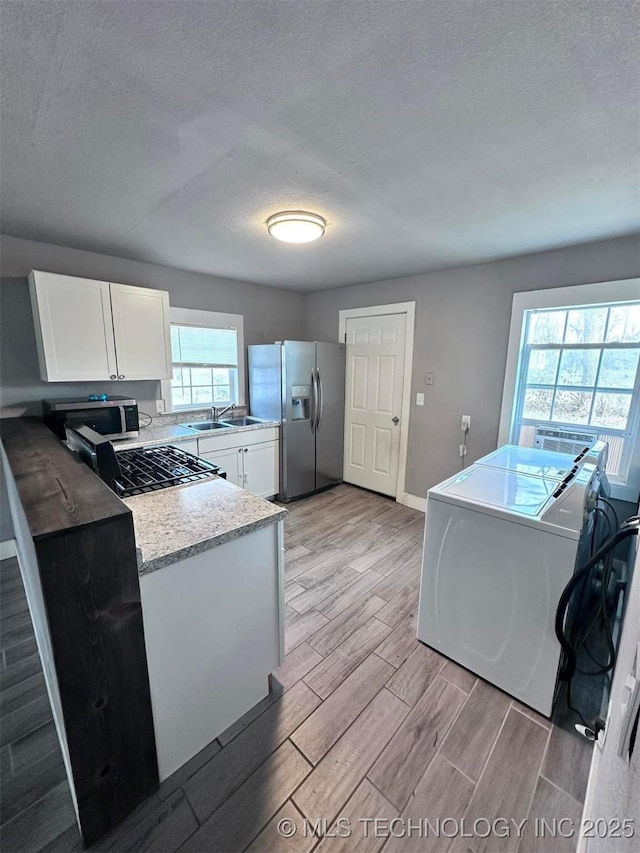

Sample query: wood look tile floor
[0,484,592,852]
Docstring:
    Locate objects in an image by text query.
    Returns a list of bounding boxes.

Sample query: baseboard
[397,492,426,513]
[0,539,17,560]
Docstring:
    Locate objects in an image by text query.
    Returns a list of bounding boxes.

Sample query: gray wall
[304,234,640,498]
[0,234,306,418]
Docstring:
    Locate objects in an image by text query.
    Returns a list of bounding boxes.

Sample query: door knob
[392,416,400,425]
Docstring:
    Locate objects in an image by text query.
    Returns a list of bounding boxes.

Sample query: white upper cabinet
[110,283,172,381]
[29,272,118,382]
[29,271,172,382]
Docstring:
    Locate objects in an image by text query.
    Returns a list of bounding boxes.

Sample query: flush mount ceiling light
[266,211,326,243]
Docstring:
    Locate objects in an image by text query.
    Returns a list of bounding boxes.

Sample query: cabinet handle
[118,374,125,380]
[110,374,117,380]
[238,448,242,453]
[244,447,248,453]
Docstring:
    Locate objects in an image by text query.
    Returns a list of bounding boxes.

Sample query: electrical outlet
[156,399,166,415]
[425,372,434,386]
[461,415,471,432]
[416,393,425,406]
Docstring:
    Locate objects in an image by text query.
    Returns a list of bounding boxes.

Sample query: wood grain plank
[316,779,398,853]
[91,789,197,852]
[284,582,305,603]
[303,618,392,699]
[292,654,395,764]
[285,606,330,655]
[461,708,550,853]
[369,676,466,810]
[285,547,344,582]
[0,781,76,853]
[180,741,311,853]
[307,593,386,656]
[541,724,593,803]
[0,672,46,716]
[0,694,52,748]
[183,681,320,823]
[383,755,475,853]
[369,540,422,579]
[0,748,66,824]
[0,652,42,692]
[314,570,385,619]
[289,565,360,614]
[518,777,583,853]
[246,801,315,853]
[386,644,447,707]
[375,584,419,628]
[440,680,511,781]
[293,688,409,824]
[375,615,419,668]
[440,659,477,693]
[372,560,420,599]
[347,538,416,573]
[8,720,59,775]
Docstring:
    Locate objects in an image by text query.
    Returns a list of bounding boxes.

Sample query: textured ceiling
[1,1,638,292]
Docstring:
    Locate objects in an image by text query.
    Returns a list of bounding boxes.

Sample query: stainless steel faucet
[212,404,236,421]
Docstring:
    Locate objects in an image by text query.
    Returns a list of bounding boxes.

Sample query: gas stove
[115,445,224,496]
[65,425,226,497]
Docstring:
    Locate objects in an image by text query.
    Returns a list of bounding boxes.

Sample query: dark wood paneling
[36,519,159,845]
[1,418,130,540]
[2,419,159,845]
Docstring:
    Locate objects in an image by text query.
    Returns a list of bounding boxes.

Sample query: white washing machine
[417,461,599,716]
[474,444,579,479]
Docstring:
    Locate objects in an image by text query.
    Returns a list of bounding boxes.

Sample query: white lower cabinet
[201,446,243,487]
[197,427,279,497]
[243,442,279,498]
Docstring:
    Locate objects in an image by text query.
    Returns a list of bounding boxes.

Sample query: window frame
[499,279,640,502]
[160,307,246,414]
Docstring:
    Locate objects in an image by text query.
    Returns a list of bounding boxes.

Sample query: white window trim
[160,307,246,413]
[499,278,640,502]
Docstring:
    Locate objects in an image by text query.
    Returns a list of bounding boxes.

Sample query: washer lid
[475,444,577,479]
[433,464,562,516]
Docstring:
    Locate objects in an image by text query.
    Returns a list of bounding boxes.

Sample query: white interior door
[343,313,407,496]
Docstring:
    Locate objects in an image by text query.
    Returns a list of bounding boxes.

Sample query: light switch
[416,393,425,406]
[425,372,434,386]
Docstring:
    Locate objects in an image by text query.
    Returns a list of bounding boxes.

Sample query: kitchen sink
[219,416,265,427]
[184,421,232,431]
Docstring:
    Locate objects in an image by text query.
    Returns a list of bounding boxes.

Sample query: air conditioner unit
[534,426,597,457]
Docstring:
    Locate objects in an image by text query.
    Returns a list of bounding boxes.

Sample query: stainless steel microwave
[43,396,139,441]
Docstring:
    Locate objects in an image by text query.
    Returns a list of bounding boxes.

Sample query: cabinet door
[29,271,118,381]
[243,441,279,498]
[200,447,242,487]
[110,283,172,380]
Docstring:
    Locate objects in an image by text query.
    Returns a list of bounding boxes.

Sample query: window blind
[170,325,238,367]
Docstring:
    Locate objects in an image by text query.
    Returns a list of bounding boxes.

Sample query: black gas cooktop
[115,444,224,496]
[65,425,226,497]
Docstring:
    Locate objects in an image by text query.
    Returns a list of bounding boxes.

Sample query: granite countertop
[115,419,280,451]
[124,477,287,574]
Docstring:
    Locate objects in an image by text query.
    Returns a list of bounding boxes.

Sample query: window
[500,281,640,501]
[170,325,238,409]
[161,308,245,413]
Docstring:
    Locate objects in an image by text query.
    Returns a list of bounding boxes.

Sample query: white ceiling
[1,1,638,292]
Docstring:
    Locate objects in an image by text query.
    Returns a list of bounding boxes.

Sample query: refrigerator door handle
[310,368,318,433]
[316,367,324,431]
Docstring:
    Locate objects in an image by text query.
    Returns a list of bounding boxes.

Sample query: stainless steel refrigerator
[248,341,346,501]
